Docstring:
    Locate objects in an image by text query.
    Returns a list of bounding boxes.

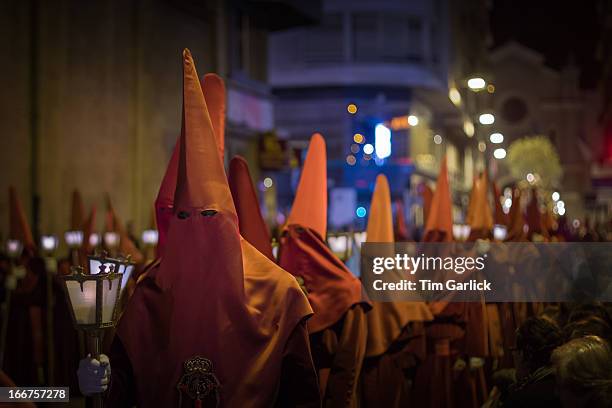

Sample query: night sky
[490,0,603,89]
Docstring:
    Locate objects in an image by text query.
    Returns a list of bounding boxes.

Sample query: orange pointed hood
[492,182,508,226]
[526,188,548,238]
[365,175,432,357]
[173,52,235,217]
[424,157,453,242]
[468,172,494,238]
[394,199,410,241]
[228,156,274,260]
[70,190,85,231]
[286,133,327,239]
[506,188,526,241]
[9,186,35,251]
[155,74,226,256]
[419,182,433,229]
[367,175,393,242]
[465,175,478,226]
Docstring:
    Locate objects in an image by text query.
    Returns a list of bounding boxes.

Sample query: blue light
[356,206,367,218]
[363,143,374,155]
[375,123,391,159]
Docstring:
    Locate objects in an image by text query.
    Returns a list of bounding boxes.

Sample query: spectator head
[514,316,563,379]
[552,336,612,408]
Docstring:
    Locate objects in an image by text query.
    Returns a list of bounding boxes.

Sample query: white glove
[78,354,111,396]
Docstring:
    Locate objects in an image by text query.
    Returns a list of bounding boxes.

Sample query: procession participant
[412,158,489,408]
[104,195,144,265]
[467,172,494,241]
[394,198,411,242]
[228,156,274,260]
[526,188,549,241]
[492,182,508,228]
[360,174,432,408]
[279,132,371,407]
[3,187,46,386]
[77,49,318,407]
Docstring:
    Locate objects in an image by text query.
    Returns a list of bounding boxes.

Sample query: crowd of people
[1,49,611,407]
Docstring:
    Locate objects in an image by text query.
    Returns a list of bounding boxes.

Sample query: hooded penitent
[364,175,432,358]
[70,190,85,232]
[279,133,368,333]
[117,49,312,407]
[228,156,274,260]
[423,157,453,242]
[154,73,226,257]
[467,172,494,240]
[506,188,527,241]
[394,199,410,241]
[9,186,35,253]
[526,188,549,239]
[105,195,144,264]
[419,182,433,230]
[492,182,508,227]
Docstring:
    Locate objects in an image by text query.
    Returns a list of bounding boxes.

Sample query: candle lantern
[60,251,133,407]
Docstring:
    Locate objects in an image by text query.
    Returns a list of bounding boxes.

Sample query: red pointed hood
[118,49,312,406]
[468,172,494,239]
[70,190,85,231]
[419,182,433,229]
[394,199,410,241]
[79,205,97,266]
[154,74,226,255]
[9,186,35,251]
[105,196,144,263]
[424,157,453,242]
[286,133,327,239]
[228,156,274,260]
[367,175,393,242]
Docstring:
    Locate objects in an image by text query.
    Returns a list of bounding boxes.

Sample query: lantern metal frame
[60,252,128,332]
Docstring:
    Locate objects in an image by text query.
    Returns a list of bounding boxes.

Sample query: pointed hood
[105,195,144,264]
[173,53,234,217]
[9,186,35,251]
[228,156,274,260]
[70,190,85,231]
[465,175,478,226]
[286,133,327,239]
[365,175,432,357]
[492,182,508,226]
[79,205,97,266]
[468,172,494,239]
[280,133,368,333]
[154,74,226,256]
[117,50,312,406]
[367,175,394,242]
[394,199,410,241]
[423,157,453,242]
[419,182,433,229]
[526,188,548,238]
[506,188,527,241]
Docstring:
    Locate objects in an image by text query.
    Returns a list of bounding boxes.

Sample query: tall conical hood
[174,49,235,216]
[367,175,393,242]
[70,190,85,231]
[105,195,144,263]
[419,182,433,228]
[465,175,478,226]
[526,188,547,238]
[492,182,508,226]
[468,172,494,237]
[79,205,97,265]
[394,199,410,241]
[365,175,432,357]
[286,133,327,239]
[9,186,35,250]
[506,188,526,241]
[424,157,453,242]
[228,156,274,260]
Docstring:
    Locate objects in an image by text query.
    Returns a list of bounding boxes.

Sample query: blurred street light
[433,134,442,144]
[407,115,419,126]
[347,103,357,114]
[479,113,495,125]
[467,77,486,91]
[489,132,504,144]
[493,148,506,159]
